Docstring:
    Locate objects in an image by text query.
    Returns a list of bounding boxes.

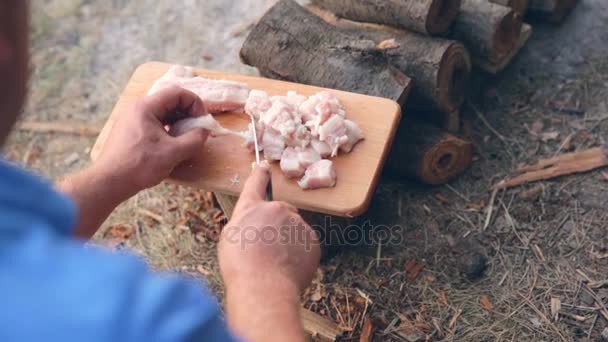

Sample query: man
[0,1,320,341]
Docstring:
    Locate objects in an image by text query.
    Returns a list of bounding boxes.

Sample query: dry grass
[6,0,608,341]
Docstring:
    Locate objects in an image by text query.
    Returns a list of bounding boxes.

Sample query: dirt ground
[8,0,608,341]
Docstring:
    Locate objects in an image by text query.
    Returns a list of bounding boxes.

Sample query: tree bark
[528,0,579,23]
[489,0,530,14]
[451,0,523,68]
[310,0,461,36]
[240,0,411,105]
[385,118,473,185]
[308,6,471,115]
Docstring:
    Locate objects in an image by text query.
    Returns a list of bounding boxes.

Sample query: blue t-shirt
[0,159,239,341]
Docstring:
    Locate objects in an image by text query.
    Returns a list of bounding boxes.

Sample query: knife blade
[250,116,273,201]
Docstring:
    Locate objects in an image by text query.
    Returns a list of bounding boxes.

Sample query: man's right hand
[218,162,320,342]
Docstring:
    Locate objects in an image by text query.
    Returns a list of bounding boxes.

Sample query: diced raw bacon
[149,65,250,114]
[262,128,285,161]
[310,140,332,159]
[261,99,300,137]
[242,120,265,152]
[285,124,311,149]
[297,146,321,168]
[245,90,272,120]
[299,96,321,123]
[298,160,337,190]
[340,119,365,153]
[280,147,305,178]
[319,115,349,157]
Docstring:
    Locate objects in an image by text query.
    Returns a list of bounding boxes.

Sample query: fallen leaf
[480,295,494,312]
[377,38,399,49]
[519,184,545,200]
[550,297,561,320]
[405,260,425,280]
[104,224,134,240]
[359,317,374,342]
[438,290,449,306]
[425,275,436,283]
[465,199,486,211]
[531,120,544,134]
[434,193,449,204]
[540,131,560,142]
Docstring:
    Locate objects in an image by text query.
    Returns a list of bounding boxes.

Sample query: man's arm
[219,164,321,342]
[58,86,208,239]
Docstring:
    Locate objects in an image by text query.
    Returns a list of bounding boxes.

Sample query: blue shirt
[0,159,239,341]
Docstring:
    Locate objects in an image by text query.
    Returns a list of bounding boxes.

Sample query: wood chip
[301,308,344,342]
[434,193,449,204]
[493,147,608,190]
[480,295,494,312]
[540,131,560,142]
[359,317,374,342]
[551,297,561,321]
[138,209,164,223]
[104,224,134,240]
[377,38,399,49]
[519,184,545,200]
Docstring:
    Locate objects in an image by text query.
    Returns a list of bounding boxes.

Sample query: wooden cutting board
[92,61,401,217]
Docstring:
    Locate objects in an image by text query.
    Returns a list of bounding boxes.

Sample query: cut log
[308,6,472,114]
[451,0,523,68]
[240,0,412,105]
[489,0,530,14]
[310,0,462,35]
[476,23,532,74]
[386,119,473,185]
[528,0,579,23]
[493,147,608,190]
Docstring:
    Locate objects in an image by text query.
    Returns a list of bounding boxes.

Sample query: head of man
[0,0,29,147]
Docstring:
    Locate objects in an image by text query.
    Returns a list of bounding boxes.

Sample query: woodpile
[240,0,580,187]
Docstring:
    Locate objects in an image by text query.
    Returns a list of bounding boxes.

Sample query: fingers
[170,128,209,163]
[141,86,207,124]
[235,162,271,209]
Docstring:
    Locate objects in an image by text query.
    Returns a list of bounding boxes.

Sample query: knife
[250,116,273,201]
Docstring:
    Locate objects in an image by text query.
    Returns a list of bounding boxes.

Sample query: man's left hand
[95,86,209,197]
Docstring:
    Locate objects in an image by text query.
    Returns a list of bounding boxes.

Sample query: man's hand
[59,87,209,238]
[95,86,209,197]
[219,163,321,342]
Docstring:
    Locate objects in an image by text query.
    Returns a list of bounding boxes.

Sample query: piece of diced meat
[297,146,321,168]
[319,115,349,157]
[310,140,332,159]
[242,120,265,152]
[299,96,321,124]
[245,90,272,120]
[261,99,300,137]
[280,147,305,178]
[298,160,337,190]
[285,124,311,149]
[148,65,250,114]
[340,120,365,153]
[262,128,285,161]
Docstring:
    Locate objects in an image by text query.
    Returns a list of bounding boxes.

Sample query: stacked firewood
[239,0,580,185]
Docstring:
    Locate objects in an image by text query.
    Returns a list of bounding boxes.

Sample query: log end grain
[437,42,472,113]
[493,9,523,64]
[386,120,473,185]
[426,0,463,34]
[418,133,473,185]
